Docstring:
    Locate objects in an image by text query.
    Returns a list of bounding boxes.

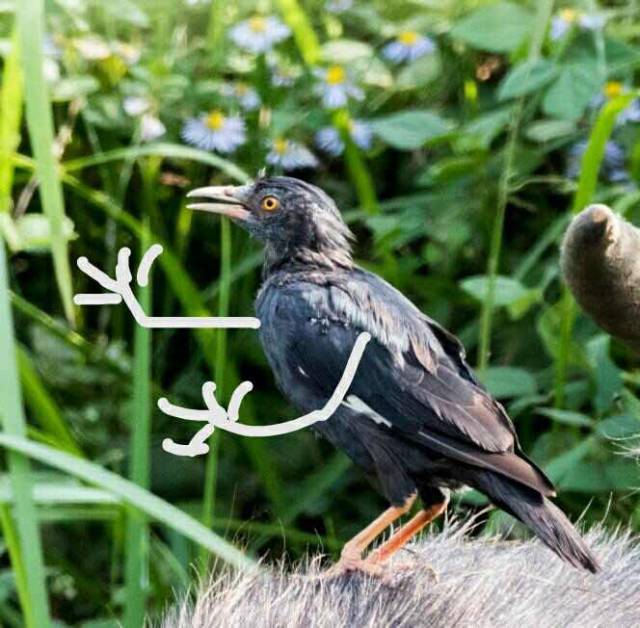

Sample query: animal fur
[159,524,640,628]
[561,204,640,353]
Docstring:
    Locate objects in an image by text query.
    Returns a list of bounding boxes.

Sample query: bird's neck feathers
[262,211,354,276]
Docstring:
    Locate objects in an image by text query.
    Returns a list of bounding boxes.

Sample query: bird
[187,175,600,576]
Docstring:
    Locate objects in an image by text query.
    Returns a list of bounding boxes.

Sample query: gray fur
[561,204,640,353]
[160,525,639,628]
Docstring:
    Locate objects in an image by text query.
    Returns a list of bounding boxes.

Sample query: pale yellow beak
[186,185,251,221]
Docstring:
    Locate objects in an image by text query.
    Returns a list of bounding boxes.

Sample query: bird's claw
[323,555,386,580]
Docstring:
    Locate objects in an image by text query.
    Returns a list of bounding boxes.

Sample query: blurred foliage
[1,0,640,625]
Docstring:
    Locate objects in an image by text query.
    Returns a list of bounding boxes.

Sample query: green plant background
[1,0,640,625]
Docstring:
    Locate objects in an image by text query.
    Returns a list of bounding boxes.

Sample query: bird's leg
[325,494,416,578]
[367,495,449,568]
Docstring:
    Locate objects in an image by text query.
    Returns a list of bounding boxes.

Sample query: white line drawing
[73,245,371,457]
[159,332,372,457]
[74,245,261,329]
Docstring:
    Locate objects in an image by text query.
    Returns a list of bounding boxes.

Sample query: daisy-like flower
[550,8,605,40]
[590,82,640,126]
[74,36,112,60]
[140,114,166,142]
[567,140,629,183]
[42,35,61,82]
[315,120,373,156]
[112,41,141,65]
[182,111,246,154]
[314,65,363,109]
[266,138,318,170]
[221,83,261,111]
[382,31,436,64]
[229,16,290,54]
[123,95,150,117]
[43,57,60,82]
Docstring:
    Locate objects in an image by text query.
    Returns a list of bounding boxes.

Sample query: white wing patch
[344,395,393,428]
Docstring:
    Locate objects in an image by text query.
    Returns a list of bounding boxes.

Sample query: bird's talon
[323,556,385,579]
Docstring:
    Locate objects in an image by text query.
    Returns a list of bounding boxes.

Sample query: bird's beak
[186,185,251,221]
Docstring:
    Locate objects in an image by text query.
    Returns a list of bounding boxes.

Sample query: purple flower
[382,31,436,64]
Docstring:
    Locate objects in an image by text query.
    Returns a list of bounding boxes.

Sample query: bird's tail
[472,471,600,573]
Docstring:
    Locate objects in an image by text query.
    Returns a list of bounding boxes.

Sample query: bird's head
[187,176,354,273]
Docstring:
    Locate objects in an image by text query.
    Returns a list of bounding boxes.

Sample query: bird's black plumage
[190,175,599,573]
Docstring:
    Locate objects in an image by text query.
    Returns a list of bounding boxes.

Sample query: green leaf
[544,437,594,483]
[586,335,623,413]
[525,118,576,142]
[13,213,76,253]
[479,367,537,399]
[451,2,533,53]
[395,53,442,89]
[498,59,558,100]
[50,76,99,102]
[370,110,453,150]
[458,106,513,151]
[0,434,257,571]
[596,414,640,439]
[537,408,594,428]
[460,275,530,307]
[321,39,373,63]
[542,63,602,120]
[560,459,638,492]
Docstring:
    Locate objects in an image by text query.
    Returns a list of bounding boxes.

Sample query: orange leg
[325,494,417,577]
[367,496,448,566]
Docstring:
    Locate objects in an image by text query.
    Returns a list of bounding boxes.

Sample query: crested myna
[188,176,599,576]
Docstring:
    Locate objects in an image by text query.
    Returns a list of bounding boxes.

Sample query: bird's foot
[323,553,385,580]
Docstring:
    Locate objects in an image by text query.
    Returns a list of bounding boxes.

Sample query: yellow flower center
[249,17,266,32]
[326,65,346,85]
[560,8,579,23]
[398,31,419,46]
[205,111,225,130]
[236,83,248,95]
[604,81,624,99]
[273,138,289,155]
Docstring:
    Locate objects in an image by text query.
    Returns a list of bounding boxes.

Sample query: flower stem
[477,0,554,372]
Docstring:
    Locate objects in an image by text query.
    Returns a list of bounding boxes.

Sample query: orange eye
[261,196,280,211]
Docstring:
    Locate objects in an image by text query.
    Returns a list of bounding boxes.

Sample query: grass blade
[63,143,249,183]
[0,434,257,571]
[17,345,82,456]
[201,216,232,544]
[0,238,51,626]
[123,165,155,627]
[0,28,23,251]
[554,92,636,407]
[275,0,320,66]
[0,504,34,627]
[17,0,75,324]
[477,0,554,371]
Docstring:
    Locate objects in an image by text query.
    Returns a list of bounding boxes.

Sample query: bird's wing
[265,269,554,496]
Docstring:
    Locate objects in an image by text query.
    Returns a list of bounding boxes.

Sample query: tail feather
[473,471,600,573]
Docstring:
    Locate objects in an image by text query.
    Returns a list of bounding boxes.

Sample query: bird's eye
[261,196,280,212]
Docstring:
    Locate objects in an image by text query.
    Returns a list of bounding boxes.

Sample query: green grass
[17,0,75,324]
[123,164,155,628]
[0,237,51,627]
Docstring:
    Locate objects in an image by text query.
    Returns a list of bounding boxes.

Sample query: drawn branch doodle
[73,245,371,457]
[74,244,260,329]
[158,332,371,457]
